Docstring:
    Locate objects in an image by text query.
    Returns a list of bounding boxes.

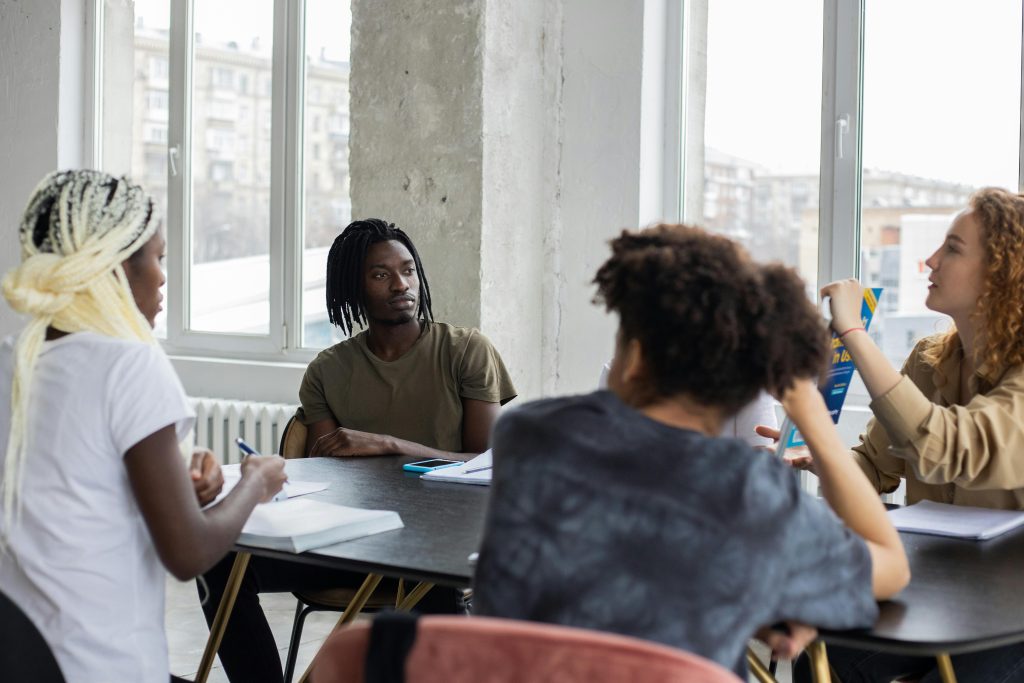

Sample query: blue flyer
[779,287,883,451]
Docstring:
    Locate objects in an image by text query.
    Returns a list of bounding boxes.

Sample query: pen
[235,438,287,502]
[464,465,492,474]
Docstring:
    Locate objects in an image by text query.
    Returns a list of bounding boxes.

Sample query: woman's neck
[952,314,978,376]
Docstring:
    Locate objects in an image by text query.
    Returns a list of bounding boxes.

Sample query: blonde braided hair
[1,170,159,523]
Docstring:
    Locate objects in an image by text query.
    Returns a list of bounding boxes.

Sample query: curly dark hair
[593,224,830,415]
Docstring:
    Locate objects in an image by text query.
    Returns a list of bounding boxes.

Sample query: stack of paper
[888,500,1024,540]
[239,499,404,553]
[421,450,492,486]
[206,463,329,508]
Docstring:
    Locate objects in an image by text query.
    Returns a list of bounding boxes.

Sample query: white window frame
[666,0,1024,290]
[90,0,332,368]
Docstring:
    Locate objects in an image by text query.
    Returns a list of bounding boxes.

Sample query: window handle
[835,115,850,160]
[168,145,181,177]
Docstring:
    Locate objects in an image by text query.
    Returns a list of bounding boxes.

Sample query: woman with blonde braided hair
[0,170,286,683]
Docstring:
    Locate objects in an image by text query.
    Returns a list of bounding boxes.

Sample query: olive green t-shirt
[297,322,517,452]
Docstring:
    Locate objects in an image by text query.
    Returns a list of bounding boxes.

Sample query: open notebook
[888,500,1024,540]
[421,450,492,485]
[239,499,404,553]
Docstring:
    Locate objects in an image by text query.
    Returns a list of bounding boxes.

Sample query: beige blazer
[853,335,1024,510]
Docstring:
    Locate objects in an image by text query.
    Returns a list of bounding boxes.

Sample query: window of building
[674,0,1024,408]
[98,0,352,359]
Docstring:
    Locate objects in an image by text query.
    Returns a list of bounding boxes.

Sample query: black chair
[0,589,65,683]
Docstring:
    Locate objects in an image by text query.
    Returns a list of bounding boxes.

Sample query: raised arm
[782,379,910,599]
[305,398,500,459]
[820,279,901,400]
[125,424,286,581]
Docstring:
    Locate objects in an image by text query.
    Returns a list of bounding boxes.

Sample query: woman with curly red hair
[793,187,1024,682]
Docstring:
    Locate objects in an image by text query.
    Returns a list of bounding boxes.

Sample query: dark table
[196,456,491,683]
[238,456,490,587]
[804,526,1024,683]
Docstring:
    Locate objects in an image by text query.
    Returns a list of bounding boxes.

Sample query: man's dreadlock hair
[326,218,433,336]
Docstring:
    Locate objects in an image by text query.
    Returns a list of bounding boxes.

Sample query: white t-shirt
[0,332,194,683]
[597,362,778,447]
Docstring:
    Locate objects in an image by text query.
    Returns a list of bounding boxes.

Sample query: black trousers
[793,642,1024,683]
[199,552,461,683]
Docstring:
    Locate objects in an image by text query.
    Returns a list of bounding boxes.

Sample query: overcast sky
[705,0,1021,189]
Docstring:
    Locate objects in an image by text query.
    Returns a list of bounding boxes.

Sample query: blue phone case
[402,460,463,473]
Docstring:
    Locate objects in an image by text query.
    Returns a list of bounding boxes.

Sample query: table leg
[936,653,958,683]
[396,582,434,611]
[195,552,251,683]
[746,646,778,683]
[296,573,383,683]
[807,640,832,683]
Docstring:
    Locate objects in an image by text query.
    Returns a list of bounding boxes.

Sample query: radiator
[188,397,299,464]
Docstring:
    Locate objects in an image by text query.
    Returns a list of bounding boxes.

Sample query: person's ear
[621,337,647,385]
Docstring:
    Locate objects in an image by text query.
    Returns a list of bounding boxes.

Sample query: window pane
[859,0,1021,372]
[301,0,352,348]
[102,0,170,337]
[694,0,822,290]
[189,0,274,334]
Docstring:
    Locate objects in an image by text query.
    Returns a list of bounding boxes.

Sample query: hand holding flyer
[775,287,882,455]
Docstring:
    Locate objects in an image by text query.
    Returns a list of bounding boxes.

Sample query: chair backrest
[309,615,741,683]
[0,590,65,683]
[279,414,308,459]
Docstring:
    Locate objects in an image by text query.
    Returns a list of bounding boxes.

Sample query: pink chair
[309,615,742,683]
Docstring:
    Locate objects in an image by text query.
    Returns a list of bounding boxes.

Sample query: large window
[99,0,351,359]
[677,0,1024,406]
[688,0,823,292]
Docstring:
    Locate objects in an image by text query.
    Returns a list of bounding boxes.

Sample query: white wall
[0,0,90,339]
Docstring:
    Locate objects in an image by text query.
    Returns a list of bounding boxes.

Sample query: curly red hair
[922,188,1024,380]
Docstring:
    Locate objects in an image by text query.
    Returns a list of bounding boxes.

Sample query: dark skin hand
[125,424,287,581]
[754,622,818,659]
[305,239,504,459]
[189,448,225,506]
[305,398,500,458]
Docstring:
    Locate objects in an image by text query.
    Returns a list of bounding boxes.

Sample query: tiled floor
[164,576,792,683]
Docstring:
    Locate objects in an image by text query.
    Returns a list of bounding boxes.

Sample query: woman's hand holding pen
[240,455,288,503]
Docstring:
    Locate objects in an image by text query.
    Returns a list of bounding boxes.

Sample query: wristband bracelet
[838,326,865,339]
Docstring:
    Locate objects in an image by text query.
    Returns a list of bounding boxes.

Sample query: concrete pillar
[349,0,485,330]
[550,0,646,395]
[349,0,652,401]
[0,0,90,338]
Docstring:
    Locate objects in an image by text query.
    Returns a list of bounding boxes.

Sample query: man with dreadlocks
[298,217,516,457]
[0,170,286,683]
[200,218,516,683]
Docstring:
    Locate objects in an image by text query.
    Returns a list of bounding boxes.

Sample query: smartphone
[403,458,463,473]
